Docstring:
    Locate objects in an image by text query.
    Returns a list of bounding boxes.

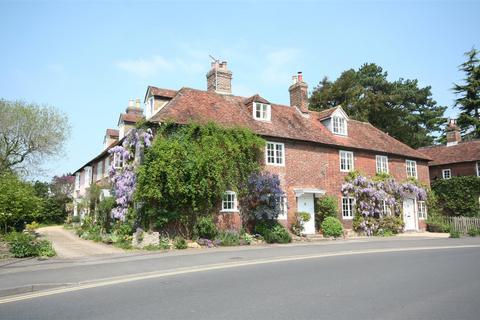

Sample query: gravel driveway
[37,226,125,258]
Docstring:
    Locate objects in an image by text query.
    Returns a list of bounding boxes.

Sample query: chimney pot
[297,71,303,82]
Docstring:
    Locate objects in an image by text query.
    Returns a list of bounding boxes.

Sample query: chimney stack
[206,60,232,94]
[289,71,309,113]
[126,98,143,115]
[446,118,461,146]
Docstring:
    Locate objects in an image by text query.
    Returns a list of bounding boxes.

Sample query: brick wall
[428,161,478,181]
[263,138,430,230]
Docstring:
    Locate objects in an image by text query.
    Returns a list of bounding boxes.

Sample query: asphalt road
[1,238,479,320]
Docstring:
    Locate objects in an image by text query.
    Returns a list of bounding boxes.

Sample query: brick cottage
[73,61,431,233]
[418,119,480,182]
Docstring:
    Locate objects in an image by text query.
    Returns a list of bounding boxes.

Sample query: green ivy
[432,176,480,217]
[136,122,265,235]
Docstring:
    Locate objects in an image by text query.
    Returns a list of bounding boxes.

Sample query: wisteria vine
[108,128,153,220]
[341,175,427,235]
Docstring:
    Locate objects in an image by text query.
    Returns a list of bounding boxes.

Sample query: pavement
[0,237,479,319]
[36,226,125,258]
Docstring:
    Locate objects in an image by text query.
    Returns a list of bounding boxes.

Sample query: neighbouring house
[418,119,480,182]
[72,99,145,218]
[72,61,432,233]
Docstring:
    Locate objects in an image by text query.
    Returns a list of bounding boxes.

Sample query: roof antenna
[209,55,219,91]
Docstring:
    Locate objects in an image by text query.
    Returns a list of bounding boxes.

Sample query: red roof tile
[316,107,338,120]
[149,86,177,98]
[150,87,430,160]
[418,140,480,166]
[120,113,144,123]
[106,128,119,137]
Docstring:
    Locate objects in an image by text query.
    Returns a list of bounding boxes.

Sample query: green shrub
[378,216,404,234]
[467,227,480,237]
[315,195,338,230]
[36,239,56,257]
[255,221,291,244]
[0,173,42,232]
[159,237,171,249]
[432,176,480,217]
[5,232,38,257]
[241,233,254,245]
[71,215,80,223]
[321,217,344,238]
[174,236,188,249]
[4,232,56,258]
[194,216,218,239]
[426,217,451,233]
[216,230,240,246]
[450,230,461,238]
[376,229,395,237]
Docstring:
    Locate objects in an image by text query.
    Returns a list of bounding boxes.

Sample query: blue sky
[0,0,478,180]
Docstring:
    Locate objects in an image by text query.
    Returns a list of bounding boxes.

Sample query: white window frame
[75,173,80,190]
[476,162,479,177]
[381,200,392,216]
[148,96,155,117]
[376,155,389,174]
[266,142,285,166]
[113,152,123,169]
[342,197,355,219]
[442,169,451,179]
[332,115,347,135]
[253,102,271,121]
[339,150,354,172]
[96,161,103,181]
[104,156,111,177]
[406,160,417,178]
[418,201,427,219]
[84,167,92,187]
[277,196,288,220]
[221,191,237,212]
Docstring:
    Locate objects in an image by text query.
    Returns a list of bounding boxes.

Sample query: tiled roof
[120,113,144,123]
[106,128,119,137]
[149,87,430,160]
[243,94,270,106]
[316,107,338,120]
[149,86,177,98]
[418,140,480,166]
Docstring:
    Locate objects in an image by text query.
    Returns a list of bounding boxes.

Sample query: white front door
[403,198,417,231]
[297,193,315,235]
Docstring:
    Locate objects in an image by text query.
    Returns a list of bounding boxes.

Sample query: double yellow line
[1,244,479,305]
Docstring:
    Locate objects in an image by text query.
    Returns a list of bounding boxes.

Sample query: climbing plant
[135,122,265,234]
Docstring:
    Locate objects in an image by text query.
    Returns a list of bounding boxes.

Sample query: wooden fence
[442,217,480,234]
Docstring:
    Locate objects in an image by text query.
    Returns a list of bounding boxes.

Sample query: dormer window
[253,102,271,121]
[332,115,347,135]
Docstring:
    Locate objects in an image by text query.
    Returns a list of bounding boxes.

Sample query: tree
[309,63,447,148]
[0,99,71,174]
[0,173,42,232]
[32,175,75,224]
[453,48,480,139]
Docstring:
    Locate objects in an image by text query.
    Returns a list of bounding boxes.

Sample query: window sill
[266,163,285,167]
[220,210,238,214]
[342,216,353,220]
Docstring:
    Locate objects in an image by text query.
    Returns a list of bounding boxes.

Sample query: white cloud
[116,55,174,78]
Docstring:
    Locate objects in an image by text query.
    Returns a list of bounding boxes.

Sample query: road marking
[1,244,479,304]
